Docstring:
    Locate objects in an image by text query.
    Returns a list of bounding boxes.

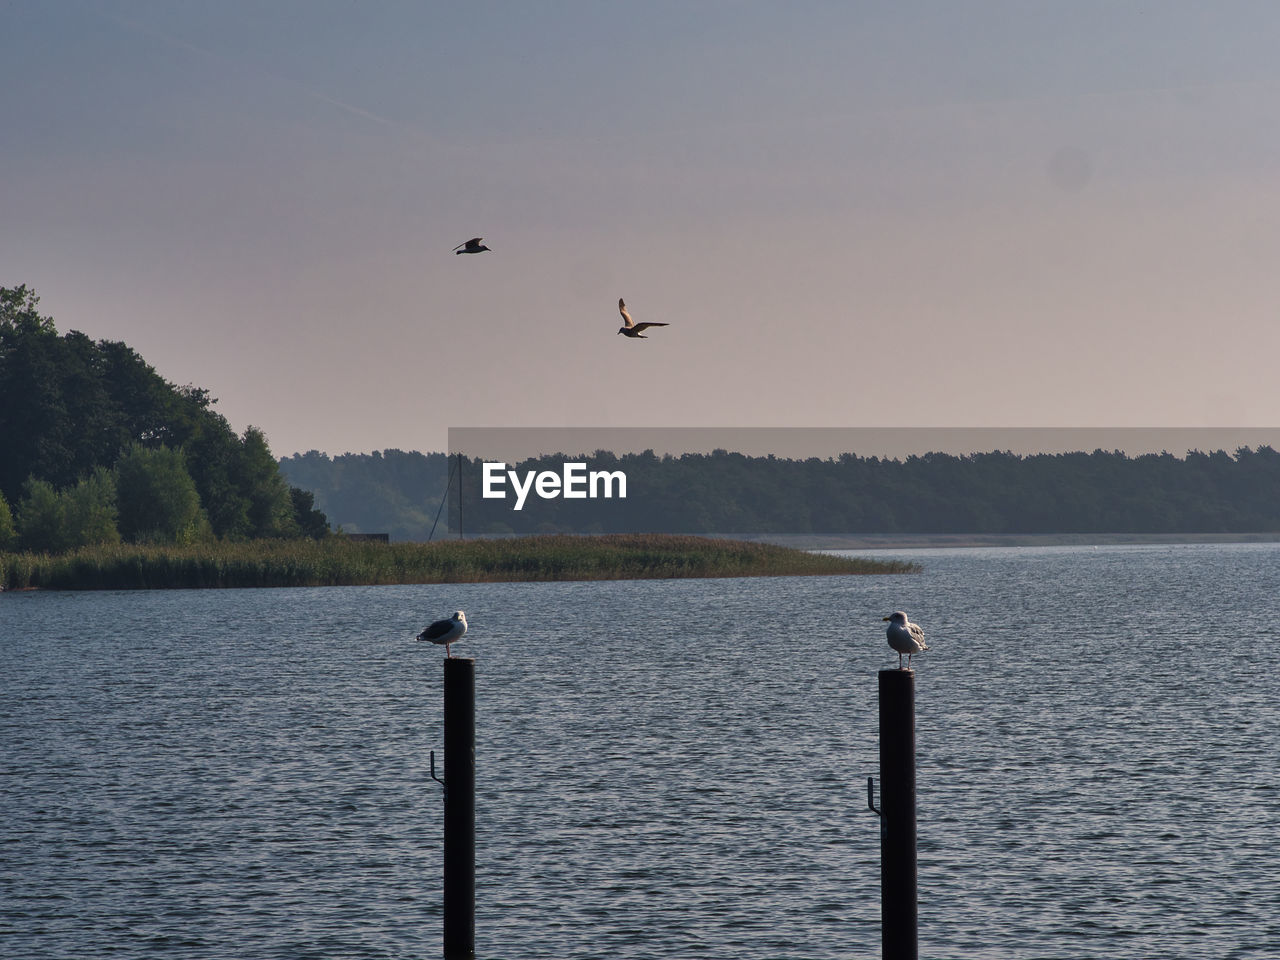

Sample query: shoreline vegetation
[741,531,1280,550]
[0,534,919,591]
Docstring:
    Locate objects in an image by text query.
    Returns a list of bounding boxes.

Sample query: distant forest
[279,449,450,541]
[278,445,1280,539]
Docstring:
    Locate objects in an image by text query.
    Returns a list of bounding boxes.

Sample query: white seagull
[453,238,491,255]
[617,298,669,338]
[883,611,928,669]
[417,611,468,657]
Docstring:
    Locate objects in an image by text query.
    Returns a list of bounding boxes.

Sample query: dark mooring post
[443,657,475,960]
[878,668,918,960]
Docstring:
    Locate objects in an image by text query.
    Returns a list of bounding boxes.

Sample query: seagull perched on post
[417,611,468,657]
[453,238,490,255]
[617,298,669,338]
[883,611,928,669]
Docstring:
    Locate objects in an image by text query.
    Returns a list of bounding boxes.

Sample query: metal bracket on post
[867,775,881,818]
[430,749,446,800]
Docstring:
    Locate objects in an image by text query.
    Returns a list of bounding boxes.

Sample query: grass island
[1,533,919,591]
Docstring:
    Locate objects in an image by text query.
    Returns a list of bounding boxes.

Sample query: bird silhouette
[617,298,669,338]
[453,238,491,255]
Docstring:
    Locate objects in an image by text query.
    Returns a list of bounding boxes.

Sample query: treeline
[285,446,1280,538]
[0,285,329,553]
[278,449,450,540]
[454,447,1280,534]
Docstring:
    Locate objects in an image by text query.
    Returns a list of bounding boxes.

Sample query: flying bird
[453,238,491,255]
[417,611,468,657]
[617,298,669,338]
[883,611,928,669]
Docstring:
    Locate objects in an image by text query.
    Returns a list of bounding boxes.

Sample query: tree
[0,286,189,503]
[237,426,296,538]
[114,444,209,544]
[1,284,322,541]
[10,471,121,552]
[182,411,252,539]
[63,467,121,547]
[0,489,17,550]
[289,487,331,539]
[0,284,55,335]
[16,478,67,553]
[0,291,67,502]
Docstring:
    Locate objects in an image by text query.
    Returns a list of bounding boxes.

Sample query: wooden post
[879,668,918,960]
[443,657,475,960]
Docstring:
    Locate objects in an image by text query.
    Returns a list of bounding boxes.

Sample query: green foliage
[239,426,297,538]
[0,490,16,550]
[0,284,55,335]
[0,534,916,590]
[114,444,209,544]
[16,478,68,553]
[61,467,121,547]
[0,283,329,546]
[289,486,331,539]
[0,300,183,501]
[12,471,123,551]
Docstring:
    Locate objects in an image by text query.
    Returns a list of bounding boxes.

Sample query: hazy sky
[5,1,1280,457]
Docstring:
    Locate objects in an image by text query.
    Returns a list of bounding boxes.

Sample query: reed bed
[0,534,918,591]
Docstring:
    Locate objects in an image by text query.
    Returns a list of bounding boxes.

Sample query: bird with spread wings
[616,298,669,338]
[453,238,491,255]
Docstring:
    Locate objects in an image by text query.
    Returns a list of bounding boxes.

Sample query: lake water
[3,542,1278,959]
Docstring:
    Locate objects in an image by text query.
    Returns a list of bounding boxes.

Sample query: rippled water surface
[3,543,1279,959]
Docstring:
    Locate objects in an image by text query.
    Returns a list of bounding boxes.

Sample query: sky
[5,1,1280,458]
